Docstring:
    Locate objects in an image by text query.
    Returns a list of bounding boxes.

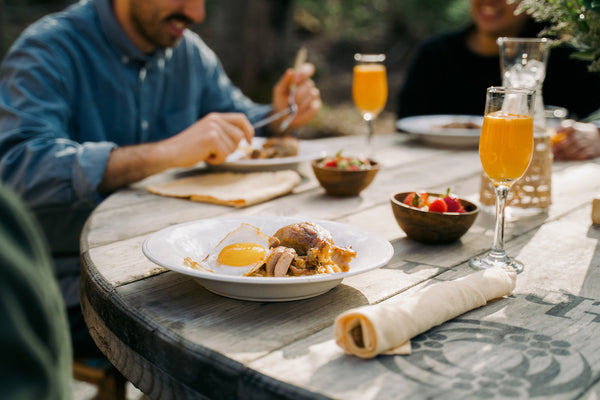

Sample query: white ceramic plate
[396,115,483,148]
[142,216,394,302]
[213,137,326,171]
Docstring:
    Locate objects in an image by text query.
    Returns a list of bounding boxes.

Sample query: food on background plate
[244,136,299,159]
[403,188,466,213]
[183,222,356,277]
[436,121,482,130]
[318,150,372,171]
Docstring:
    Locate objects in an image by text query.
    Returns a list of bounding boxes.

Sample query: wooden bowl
[312,158,379,196]
[390,192,479,244]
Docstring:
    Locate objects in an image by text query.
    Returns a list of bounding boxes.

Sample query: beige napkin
[147,170,301,208]
[335,266,516,359]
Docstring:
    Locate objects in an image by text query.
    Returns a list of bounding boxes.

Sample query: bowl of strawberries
[390,189,479,244]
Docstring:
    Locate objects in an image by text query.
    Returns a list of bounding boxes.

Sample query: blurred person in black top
[396,0,600,122]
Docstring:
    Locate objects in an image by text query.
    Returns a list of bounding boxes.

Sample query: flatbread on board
[147,170,301,208]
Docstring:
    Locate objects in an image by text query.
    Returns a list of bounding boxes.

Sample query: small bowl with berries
[312,151,379,196]
[390,189,479,244]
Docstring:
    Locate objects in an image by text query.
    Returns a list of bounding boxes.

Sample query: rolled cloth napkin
[335,265,516,359]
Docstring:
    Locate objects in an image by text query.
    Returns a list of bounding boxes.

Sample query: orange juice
[352,64,387,118]
[479,111,534,184]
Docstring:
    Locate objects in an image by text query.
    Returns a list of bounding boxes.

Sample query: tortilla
[147,170,302,208]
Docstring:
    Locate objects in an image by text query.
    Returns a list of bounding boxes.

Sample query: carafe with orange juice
[471,87,535,274]
[352,54,387,154]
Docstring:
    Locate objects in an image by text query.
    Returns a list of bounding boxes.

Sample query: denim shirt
[0,0,271,209]
[0,0,271,305]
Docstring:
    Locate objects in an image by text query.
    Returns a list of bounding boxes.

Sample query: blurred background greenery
[0,0,472,136]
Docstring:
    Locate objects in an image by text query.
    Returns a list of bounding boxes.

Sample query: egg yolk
[217,243,266,267]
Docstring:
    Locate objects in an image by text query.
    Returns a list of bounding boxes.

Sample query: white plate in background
[397,115,483,148]
[214,137,326,171]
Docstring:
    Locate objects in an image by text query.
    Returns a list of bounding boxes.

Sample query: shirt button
[141,121,149,130]
[139,68,147,81]
[121,56,129,64]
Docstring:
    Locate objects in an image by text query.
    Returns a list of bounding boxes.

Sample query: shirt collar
[94,0,168,64]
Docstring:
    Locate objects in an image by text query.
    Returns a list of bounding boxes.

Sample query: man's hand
[271,63,322,132]
[165,112,253,166]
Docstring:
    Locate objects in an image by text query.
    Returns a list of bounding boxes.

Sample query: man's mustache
[165,14,194,25]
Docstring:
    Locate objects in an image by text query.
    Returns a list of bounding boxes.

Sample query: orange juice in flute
[352,54,387,154]
[479,112,534,184]
[470,87,535,274]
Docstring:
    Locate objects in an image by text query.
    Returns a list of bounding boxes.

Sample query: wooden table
[80,132,600,400]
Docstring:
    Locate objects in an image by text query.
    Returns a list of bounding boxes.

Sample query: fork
[251,48,307,131]
[278,47,307,132]
[251,107,292,129]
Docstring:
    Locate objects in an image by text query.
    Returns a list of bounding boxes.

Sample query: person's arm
[552,120,600,160]
[98,112,253,194]
[0,31,256,203]
[0,39,113,207]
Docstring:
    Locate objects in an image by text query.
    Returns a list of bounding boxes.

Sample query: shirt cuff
[72,141,117,205]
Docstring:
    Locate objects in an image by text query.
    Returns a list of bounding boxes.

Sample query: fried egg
[202,223,272,276]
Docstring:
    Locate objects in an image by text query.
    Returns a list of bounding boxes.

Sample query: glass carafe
[479,37,553,217]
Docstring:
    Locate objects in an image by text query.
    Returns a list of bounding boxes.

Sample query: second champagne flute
[470,86,535,274]
[352,53,387,154]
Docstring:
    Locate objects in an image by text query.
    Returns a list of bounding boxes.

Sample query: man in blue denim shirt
[0,0,321,356]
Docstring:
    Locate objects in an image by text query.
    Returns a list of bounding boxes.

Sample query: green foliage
[297,0,389,40]
[295,0,471,40]
[516,0,600,71]
[392,0,472,35]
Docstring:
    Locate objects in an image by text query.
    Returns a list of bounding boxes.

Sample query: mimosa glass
[352,53,387,154]
[470,86,535,274]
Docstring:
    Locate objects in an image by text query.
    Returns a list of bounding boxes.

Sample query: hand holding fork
[252,47,307,132]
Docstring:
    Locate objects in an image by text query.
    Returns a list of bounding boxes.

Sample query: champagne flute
[352,53,388,154]
[470,87,535,273]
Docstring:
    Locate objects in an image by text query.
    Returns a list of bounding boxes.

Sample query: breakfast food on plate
[245,136,299,159]
[436,121,482,130]
[196,223,278,276]
[272,222,357,275]
[403,189,466,213]
[183,222,356,277]
[318,150,372,171]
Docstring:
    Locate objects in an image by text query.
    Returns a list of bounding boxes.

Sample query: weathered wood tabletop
[80,132,600,400]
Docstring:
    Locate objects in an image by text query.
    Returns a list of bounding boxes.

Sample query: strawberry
[428,198,448,213]
[323,159,338,168]
[404,191,428,208]
[442,188,465,213]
